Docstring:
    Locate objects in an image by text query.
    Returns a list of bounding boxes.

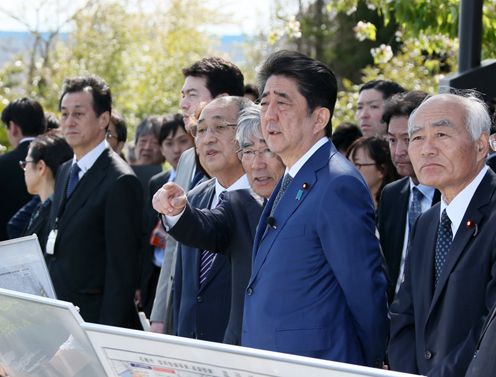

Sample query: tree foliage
[0,0,219,147]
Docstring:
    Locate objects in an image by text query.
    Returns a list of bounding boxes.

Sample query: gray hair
[135,115,162,143]
[408,91,491,140]
[235,104,262,148]
[206,95,252,115]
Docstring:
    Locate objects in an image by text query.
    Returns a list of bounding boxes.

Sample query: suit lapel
[58,150,111,228]
[251,142,331,282]
[428,171,495,316]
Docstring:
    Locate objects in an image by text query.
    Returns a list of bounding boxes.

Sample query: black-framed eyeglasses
[19,160,36,171]
[237,147,276,162]
[190,122,237,139]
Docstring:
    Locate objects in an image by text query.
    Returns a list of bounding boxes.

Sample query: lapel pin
[466,220,478,237]
[302,182,310,189]
[296,190,303,200]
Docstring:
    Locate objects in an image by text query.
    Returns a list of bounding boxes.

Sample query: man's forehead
[182,75,207,91]
[61,91,93,108]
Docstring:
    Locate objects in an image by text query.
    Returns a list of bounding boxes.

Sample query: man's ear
[98,111,110,131]
[313,107,331,135]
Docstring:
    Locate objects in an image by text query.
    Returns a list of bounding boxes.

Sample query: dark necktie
[270,173,293,216]
[65,163,81,198]
[199,191,226,285]
[434,209,452,286]
[408,187,424,231]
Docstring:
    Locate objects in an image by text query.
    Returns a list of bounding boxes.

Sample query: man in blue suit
[241,50,388,366]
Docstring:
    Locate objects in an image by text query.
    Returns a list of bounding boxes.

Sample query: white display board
[0,288,106,377]
[0,235,56,298]
[83,323,422,377]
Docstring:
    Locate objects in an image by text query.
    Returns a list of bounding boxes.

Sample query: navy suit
[173,178,231,342]
[242,141,388,366]
[378,177,440,303]
[47,148,143,328]
[0,141,32,240]
[168,189,262,345]
[465,303,496,377]
[389,170,496,377]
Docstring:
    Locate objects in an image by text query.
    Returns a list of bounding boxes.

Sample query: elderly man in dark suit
[0,97,46,240]
[378,91,440,303]
[46,76,143,328]
[389,92,496,377]
[157,96,252,342]
[153,104,284,345]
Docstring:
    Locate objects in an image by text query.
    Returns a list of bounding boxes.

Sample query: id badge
[46,229,58,255]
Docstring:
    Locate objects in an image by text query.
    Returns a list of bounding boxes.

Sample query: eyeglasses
[353,162,377,169]
[237,147,276,162]
[19,160,36,171]
[190,122,237,139]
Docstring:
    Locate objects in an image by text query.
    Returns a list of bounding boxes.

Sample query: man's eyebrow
[431,119,454,128]
[61,104,84,110]
[261,90,291,100]
[357,99,382,105]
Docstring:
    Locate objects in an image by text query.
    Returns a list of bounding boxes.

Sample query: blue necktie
[199,191,226,286]
[434,209,452,286]
[270,174,293,216]
[408,187,424,231]
[66,163,81,198]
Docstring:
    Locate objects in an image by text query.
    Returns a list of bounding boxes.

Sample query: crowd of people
[1,50,496,377]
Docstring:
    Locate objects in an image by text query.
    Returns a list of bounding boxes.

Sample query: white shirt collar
[72,140,108,177]
[286,137,329,178]
[19,137,35,145]
[440,166,488,237]
[212,174,250,208]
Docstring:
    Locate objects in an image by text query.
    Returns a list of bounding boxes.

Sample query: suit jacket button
[424,351,433,360]
[196,295,203,303]
[246,287,253,295]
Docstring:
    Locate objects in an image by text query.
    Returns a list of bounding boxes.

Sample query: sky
[0,0,279,35]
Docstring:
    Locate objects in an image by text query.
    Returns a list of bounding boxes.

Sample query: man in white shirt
[389,92,496,377]
[240,50,387,366]
[166,96,252,342]
[46,75,143,328]
[378,90,440,303]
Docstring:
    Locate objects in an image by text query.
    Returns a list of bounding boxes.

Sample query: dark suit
[242,141,388,366]
[389,169,496,377]
[168,189,262,345]
[21,198,52,253]
[465,304,496,377]
[378,177,440,302]
[0,141,32,240]
[173,178,231,342]
[47,148,143,328]
[486,153,496,172]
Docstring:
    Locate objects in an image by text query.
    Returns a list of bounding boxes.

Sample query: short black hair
[382,90,429,126]
[257,50,337,137]
[110,111,127,143]
[159,114,185,144]
[331,122,362,154]
[29,130,73,177]
[1,97,46,136]
[59,75,111,116]
[359,80,406,100]
[182,57,244,97]
[45,113,60,130]
[244,84,259,100]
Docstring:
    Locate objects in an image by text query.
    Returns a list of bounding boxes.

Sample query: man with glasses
[150,57,244,334]
[156,96,251,342]
[153,104,284,345]
[0,97,46,241]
